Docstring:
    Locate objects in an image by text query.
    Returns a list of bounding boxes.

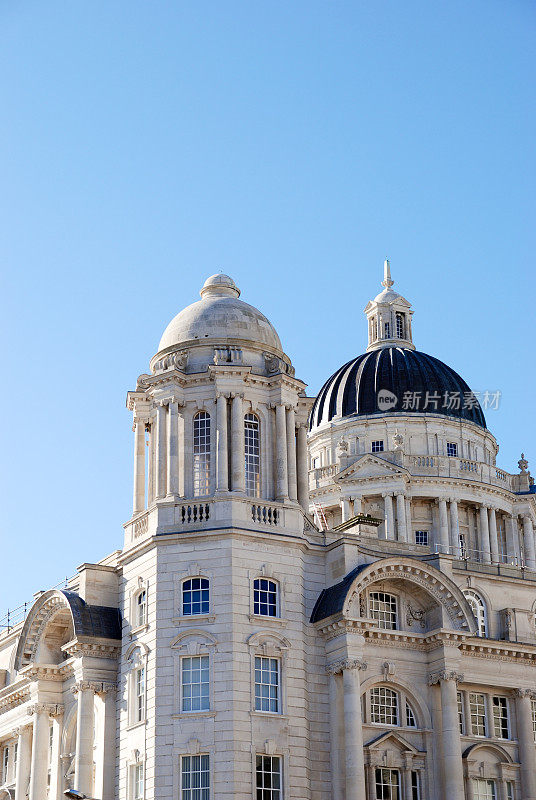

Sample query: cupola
[364,260,414,351]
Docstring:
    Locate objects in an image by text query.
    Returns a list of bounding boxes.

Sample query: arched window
[406,700,417,728]
[193,412,211,496]
[182,577,210,616]
[244,413,261,497]
[396,313,405,339]
[369,592,398,630]
[253,578,278,617]
[464,590,488,637]
[136,589,147,627]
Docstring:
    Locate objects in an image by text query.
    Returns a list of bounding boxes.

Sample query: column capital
[428,669,464,686]
[382,491,393,499]
[71,680,101,695]
[522,514,533,524]
[327,658,367,675]
[514,688,536,699]
[214,391,230,400]
[27,702,60,717]
[394,491,405,497]
[229,391,244,400]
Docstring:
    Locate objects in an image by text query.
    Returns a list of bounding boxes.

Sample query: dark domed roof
[309,347,486,431]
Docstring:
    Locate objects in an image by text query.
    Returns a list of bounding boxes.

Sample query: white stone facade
[0,269,535,800]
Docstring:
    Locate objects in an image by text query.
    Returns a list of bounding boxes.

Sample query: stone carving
[133,514,149,539]
[406,605,426,629]
[518,453,529,473]
[326,658,367,675]
[153,350,189,373]
[392,430,404,450]
[428,670,464,685]
[213,346,242,365]
[264,353,280,374]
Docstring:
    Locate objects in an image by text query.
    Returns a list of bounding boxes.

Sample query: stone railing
[179,503,211,524]
[309,464,339,489]
[251,504,280,525]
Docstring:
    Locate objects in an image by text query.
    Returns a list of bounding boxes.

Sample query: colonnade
[132,394,309,513]
[337,490,536,569]
[12,681,115,800]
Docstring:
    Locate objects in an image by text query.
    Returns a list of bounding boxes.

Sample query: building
[0,266,535,800]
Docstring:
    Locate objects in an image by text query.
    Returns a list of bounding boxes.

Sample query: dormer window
[396,313,405,339]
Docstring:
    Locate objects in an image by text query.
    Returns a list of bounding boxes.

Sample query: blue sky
[1,1,534,614]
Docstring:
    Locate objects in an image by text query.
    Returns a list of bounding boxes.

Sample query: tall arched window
[193,412,211,496]
[464,590,487,637]
[396,313,405,339]
[244,413,260,497]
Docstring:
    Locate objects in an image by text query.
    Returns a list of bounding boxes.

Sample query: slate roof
[61,590,121,640]
[309,346,486,430]
[310,564,368,623]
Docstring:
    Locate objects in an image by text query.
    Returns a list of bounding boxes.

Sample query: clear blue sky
[1,1,534,614]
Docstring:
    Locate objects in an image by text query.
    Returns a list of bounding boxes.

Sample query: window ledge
[172,615,216,625]
[248,614,287,627]
[172,711,216,719]
[250,711,288,720]
[130,623,149,638]
[126,720,147,731]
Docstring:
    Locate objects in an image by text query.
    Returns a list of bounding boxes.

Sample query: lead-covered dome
[309,346,486,431]
[157,273,282,353]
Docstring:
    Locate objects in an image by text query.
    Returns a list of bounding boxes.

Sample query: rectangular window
[181,754,209,800]
[370,687,399,726]
[411,771,421,800]
[375,768,400,800]
[492,696,509,739]
[256,755,282,800]
[253,579,278,617]
[254,656,280,713]
[415,530,428,546]
[132,763,144,800]
[446,442,458,457]
[369,592,397,630]
[396,314,405,339]
[182,578,210,616]
[457,691,465,734]
[2,747,8,783]
[371,440,384,453]
[136,590,147,627]
[182,656,210,713]
[469,692,487,736]
[134,666,146,722]
[472,778,496,800]
[384,322,391,339]
[506,782,514,800]
[532,698,536,743]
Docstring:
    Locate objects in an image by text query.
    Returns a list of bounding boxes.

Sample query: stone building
[0,266,535,800]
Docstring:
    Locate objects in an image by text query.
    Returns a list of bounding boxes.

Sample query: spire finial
[382,258,394,289]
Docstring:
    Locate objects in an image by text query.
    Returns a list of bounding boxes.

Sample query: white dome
[157,274,282,353]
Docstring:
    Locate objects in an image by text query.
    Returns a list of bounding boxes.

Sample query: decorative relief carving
[428,670,464,685]
[406,605,426,629]
[133,514,149,539]
[153,351,189,373]
[326,658,367,675]
[213,346,242,365]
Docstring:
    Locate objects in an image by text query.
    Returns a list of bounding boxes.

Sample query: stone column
[230,394,245,494]
[342,659,367,800]
[449,499,461,557]
[14,724,32,800]
[73,682,96,797]
[523,516,536,570]
[506,514,520,565]
[435,672,465,800]
[132,418,146,514]
[438,499,449,553]
[479,505,492,564]
[403,757,413,800]
[215,394,229,493]
[296,424,309,511]
[28,704,50,800]
[515,689,536,800]
[275,404,289,501]
[396,492,407,542]
[155,403,167,499]
[167,400,180,496]
[94,683,116,800]
[341,498,352,523]
[488,507,500,564]
[327,665,344,800]
[48,705,64,800]
[354,496,363,516]
[147,423,155,504]
[383,493,395,540]
[286,406,298,502]
[406,497,413,542]
[366,764,376,800]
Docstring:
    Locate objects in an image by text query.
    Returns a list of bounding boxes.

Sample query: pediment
[337,453,409,481]
[366,730,421,755]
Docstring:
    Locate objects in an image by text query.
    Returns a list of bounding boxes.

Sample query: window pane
[370,687,398,726]
[255,657,280,713]
[464,591,487,637]
[193,412,211,496]
[183,578,210,616]
[472,779,496,800]
[256,755,281,800]
[182,656,210,712]
[369,592,397,630]
[375,768,400,800]
[492,696,509,739]
[253,578,278,617]
[469,692,487,736]
[245,413,261,498]
[182,755,210,800]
